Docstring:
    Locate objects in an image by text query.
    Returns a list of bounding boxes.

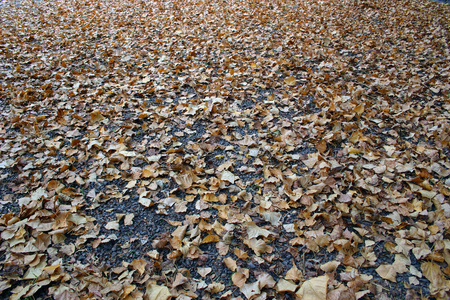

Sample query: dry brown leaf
[284,76,297,86]
[173,272,189,288]
[198,267,212,278]
[375,264,397,282]
[124,213,134,226]
[220,170,236,184]
[232,272,248,288]
[130,259,147,276]
[90,109,105,123]
[223,257,237,272]
[205,282,225,294]
[145,284,171,300]
[246,222,274,239]
[320,260,340,273]
[296,275,328,300]
[240,281,261,299]
[285,263,304,282]
[243,238,273,256]
[276,279,298,293]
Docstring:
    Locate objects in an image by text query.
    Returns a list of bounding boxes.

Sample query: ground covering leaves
[0,0,450,299]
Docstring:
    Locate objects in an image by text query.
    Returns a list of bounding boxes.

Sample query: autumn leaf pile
[0,0,450,299]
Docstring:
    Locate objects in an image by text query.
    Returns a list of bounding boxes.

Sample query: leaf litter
[0,0,450,299]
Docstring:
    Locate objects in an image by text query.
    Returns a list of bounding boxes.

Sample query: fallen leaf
[232,271,248,288]
[124,213,134,226]
[241,281,261,299]
[376,264,397,282]
[198,267,212,277]
[246,222,274,239]
[223,257,237,272]
[90,109,105,123]
[296,275,328,300]
[285,263,304,282]
[130,259,147,275]
[173,272,189,287]
[221,170,236,184]
[276,279,298,293]
[284,76,297,86]
[105,220,119,231]
[145,284,171,300]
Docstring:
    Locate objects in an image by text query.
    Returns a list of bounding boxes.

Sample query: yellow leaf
[125,180,136,189]
[421,262,447,294]
[296,275,328,300]
[257,272,276,288]
[171,225,188,240]
[206,282,225,294]
[142,165,155,178]
[202,234,220,244]
[202,192,218,202]
[260,212,282,226]
[43,264,60,275]
[303,154,318,169]
[122,284,136,298]
[418,189,437,199]
[348,147,361,154]
[147,250,159,260]
[23,259,46,279]
[138,196,152,208]
[349,130,368,144]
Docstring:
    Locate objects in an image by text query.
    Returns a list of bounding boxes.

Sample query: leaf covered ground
[0,0,450,299]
